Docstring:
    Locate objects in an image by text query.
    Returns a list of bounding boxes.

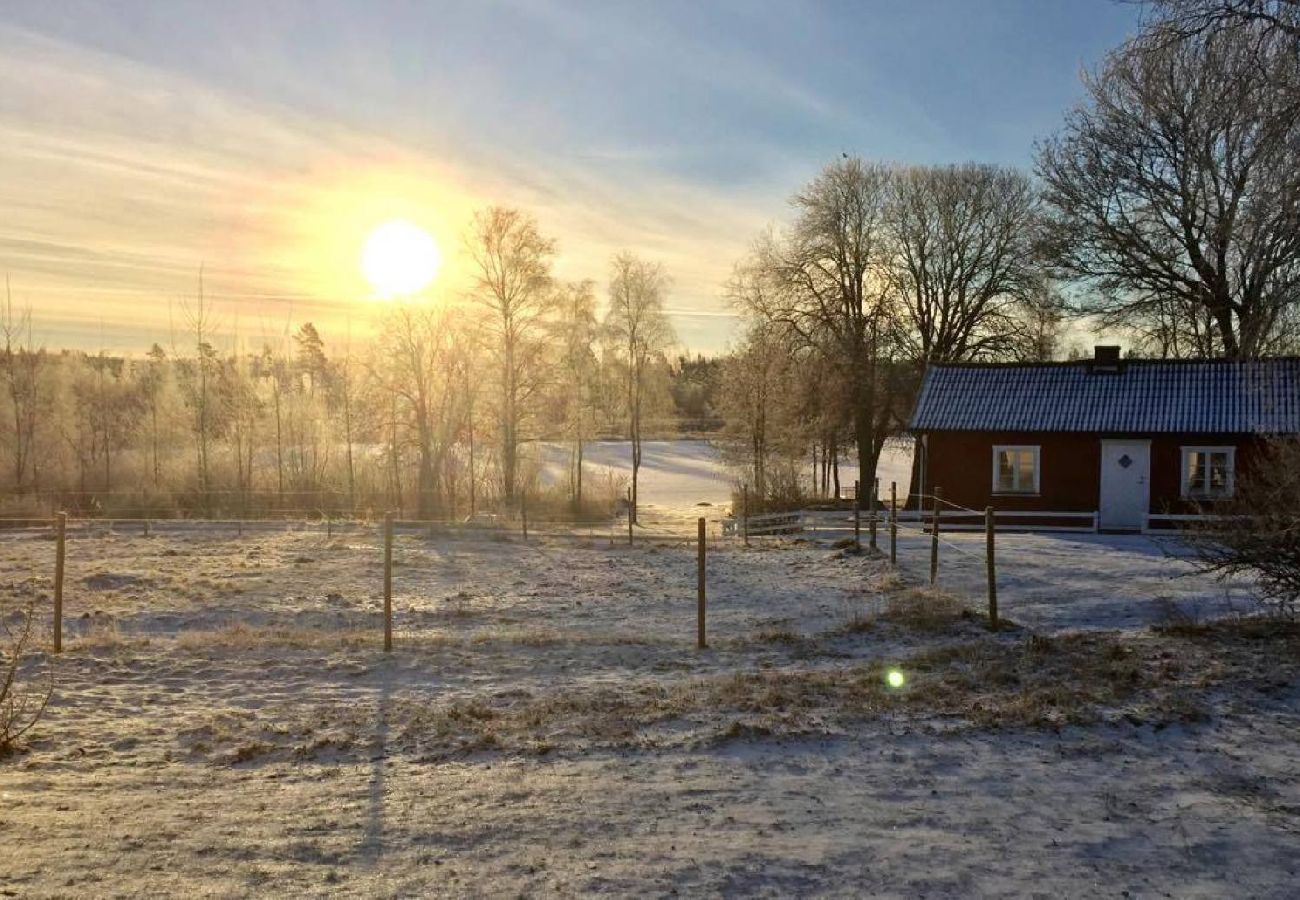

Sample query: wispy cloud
[0,1,1141,353]
[0,21,766,352]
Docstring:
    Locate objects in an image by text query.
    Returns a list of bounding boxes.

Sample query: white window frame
[1180,446,1236,499]
[992,445,1040,495]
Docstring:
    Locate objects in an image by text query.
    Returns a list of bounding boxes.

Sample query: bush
[1,600,53,756]
[1185,438,1300,619]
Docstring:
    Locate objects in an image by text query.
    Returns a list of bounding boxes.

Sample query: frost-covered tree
[466,206,557,504]
[605,252,676,523]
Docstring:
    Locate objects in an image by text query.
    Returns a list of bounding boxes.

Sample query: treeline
[718,1,1300,506]
[0,212,710,520]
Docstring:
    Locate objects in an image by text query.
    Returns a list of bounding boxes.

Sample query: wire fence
[19,502,741,654]
[16,481,1030,655]
[734,484,1006,627]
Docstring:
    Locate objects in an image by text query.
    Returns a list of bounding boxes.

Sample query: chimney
[1092,345,1122,373]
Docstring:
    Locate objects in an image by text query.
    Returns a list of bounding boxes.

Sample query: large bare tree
[1142,0,1300,42]
[377,306,472,519]
[741,158,900,486]
[466,207,556,504]
[1037,19,1300,357]
[887,163,1042,362]
[717,320,810,507]
[605,252,675,524]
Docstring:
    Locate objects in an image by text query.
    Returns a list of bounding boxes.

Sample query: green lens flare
[886,669,905,689]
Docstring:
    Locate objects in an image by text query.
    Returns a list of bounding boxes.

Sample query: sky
[0,0,1143,355]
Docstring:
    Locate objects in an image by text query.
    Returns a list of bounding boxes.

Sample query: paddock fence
[16,500,741,656]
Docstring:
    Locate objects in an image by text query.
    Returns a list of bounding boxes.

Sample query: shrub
[1,600,54,756]
[1185,438,1300,620]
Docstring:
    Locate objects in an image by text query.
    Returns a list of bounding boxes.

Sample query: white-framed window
[1181,446,1235,499]
[992,445,1040,494]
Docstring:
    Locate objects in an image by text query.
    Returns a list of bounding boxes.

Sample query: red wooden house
[909,347,1300,532]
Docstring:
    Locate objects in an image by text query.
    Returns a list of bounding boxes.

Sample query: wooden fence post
[627,487,634,547]
[143,519,151,538]
[889,481,898,565]
[869,478,878,550]
[986,506,998,630]
[383,513,394,653]
[697,517,707,649]
[53,512,66,653]
[929,487,941,585]
[521,491,528,543]
[853,480,861,550]
[741,481,749,547]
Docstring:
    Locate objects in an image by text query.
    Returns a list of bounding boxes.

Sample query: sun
[361,219,441,297]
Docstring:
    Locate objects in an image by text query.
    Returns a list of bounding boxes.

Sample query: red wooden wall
[918,430,1269,516]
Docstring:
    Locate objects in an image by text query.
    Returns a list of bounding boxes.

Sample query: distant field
[535,438,915,518]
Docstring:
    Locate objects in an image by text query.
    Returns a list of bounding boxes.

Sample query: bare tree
[1141,0,1300,42]
[466,207,556,505]
[1,600,53,756]
[377,306,472,519]
[257,342,288,507]
[226,341,261,514]
[1015,281,1071,362]
[176,269,221,503]
[555,280,599,509]
[138,344,170,488]
[887,164,1042,362]
[718,323,789,505]
[333,336,359,514]
[1037,20,1300,357]
[605,253,675,523]
[284,323,331,501]
[0,279,43,494]
[739,158,899,486]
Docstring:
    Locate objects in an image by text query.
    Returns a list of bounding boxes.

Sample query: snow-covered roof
[910,357,1300,434]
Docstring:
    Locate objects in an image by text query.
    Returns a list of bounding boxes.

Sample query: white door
[1098,440,1151,531]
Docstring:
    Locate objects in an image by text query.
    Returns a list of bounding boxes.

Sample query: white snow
[0,469,1295,895]
[534,437,915,522]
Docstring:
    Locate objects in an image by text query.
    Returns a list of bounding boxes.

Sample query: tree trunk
[273,386,284,509]
[343,382,356,515]
[468,420,476,517]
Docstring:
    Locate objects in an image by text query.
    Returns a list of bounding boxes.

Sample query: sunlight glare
[361,219,441,297]
[886,669,905,689]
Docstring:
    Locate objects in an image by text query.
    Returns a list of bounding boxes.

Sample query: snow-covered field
[1,520,1297,896]
[535,437,915,523]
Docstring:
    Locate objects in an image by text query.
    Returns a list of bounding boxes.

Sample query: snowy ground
[803,520,1261,633]
[0,523,1296,896]
[535,438,914,524]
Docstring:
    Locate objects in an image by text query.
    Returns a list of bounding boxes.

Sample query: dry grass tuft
[175,617,1299,764]
[873,570,906,593]
[1151,609,1300,641]
[65,617,138,653]
[752,627,802,644]
[879,587,975,633]
[174,623,378,652]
